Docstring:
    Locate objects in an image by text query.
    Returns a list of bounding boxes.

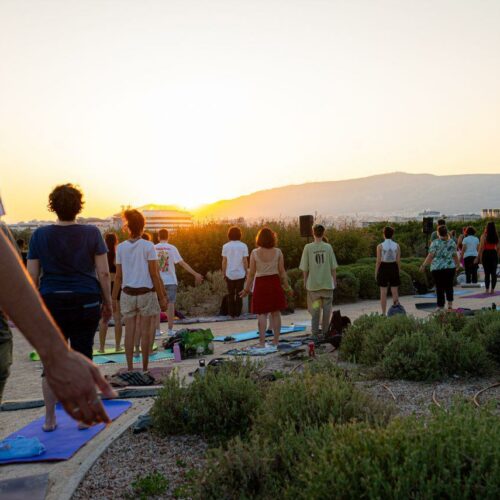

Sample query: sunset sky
[1,0,499,222]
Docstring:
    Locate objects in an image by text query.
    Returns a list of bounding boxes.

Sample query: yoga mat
[0,473,49,500]
[177,313,258,325]
[461,291,500,299]
[92,350,174,365]
[415,302,438,310]
[0,400,132,465]
[414,290,472,299]
[213,325,306,342]
[29,343,158,362]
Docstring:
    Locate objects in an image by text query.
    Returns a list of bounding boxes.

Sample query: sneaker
[155,329,164,338]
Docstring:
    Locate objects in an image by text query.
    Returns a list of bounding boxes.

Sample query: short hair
[228,226,242,241]
[123,209,145,238]
[16,238,25,248]
[141,232,151,241]
[313,224,325,237]
[48,184,84,221]
[437,225,448,238]
[383,226,395,239]
[256,227,277,249]
[465,226,476,236]
[158,228,169,240]
[437,218,446,226]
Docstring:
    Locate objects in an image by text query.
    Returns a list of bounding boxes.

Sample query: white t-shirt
[222,240,249,280]
[155,242,183,285]
[462,235,480,258]
[381,239,399,263]
[116,239,158,289]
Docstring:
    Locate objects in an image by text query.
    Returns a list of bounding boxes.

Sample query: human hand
[101,303,112,323]
[239,289,250,298]
[44,350,117,426]
[159,297,168,312]
[419,265,425,273]
[194,273,204,285]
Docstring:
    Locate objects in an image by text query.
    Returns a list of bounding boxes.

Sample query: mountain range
[194,172,500,220]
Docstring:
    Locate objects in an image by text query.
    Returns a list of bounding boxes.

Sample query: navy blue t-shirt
[28,224,107,295]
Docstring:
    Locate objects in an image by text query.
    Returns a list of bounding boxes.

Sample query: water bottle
[198,359,206,378]
[308,342,316,358]
[173,343,182,362]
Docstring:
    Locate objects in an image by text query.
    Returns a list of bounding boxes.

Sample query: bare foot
[78,422,90,430]
[42,418,57,432]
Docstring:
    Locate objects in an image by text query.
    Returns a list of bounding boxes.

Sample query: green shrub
[358,314,421,365]
[381,331,441,381]
[252,371,391,441]
[152,361,263,442]
[347,265,379,299]
[131,472,169,500]
[398,269,415,296]
[292,278,307,308]
[340,313,386,363]
[355,257,376,265]
[334,269,360,304]
[400,262,428,292]
[329,229,374,265]
[200,404,500,500]
[289,404,500,499]
[286,268,303,288]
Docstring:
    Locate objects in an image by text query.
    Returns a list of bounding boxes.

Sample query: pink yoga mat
[461,291,500,299]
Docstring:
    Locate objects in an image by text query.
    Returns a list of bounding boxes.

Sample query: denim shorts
[164,284,178,303]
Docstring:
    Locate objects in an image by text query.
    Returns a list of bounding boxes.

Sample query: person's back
[429,238,456,271]
[117,238,157,289]
[253,247,281,276]
[462,234,479,257]
[222,240,248,280]
[28,224,104,295]
[300,241,337,291]
[380,239,398,263]
[155,241,182,285]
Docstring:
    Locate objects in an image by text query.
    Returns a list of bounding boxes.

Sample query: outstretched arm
[179,260,203,284]
[1,231,115,424]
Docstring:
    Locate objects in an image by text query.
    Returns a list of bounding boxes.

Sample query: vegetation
[130,472,169,500]
[341,312,497,380]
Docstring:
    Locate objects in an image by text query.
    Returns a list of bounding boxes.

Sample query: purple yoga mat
[0,399,132,465]
[461,291,500,299]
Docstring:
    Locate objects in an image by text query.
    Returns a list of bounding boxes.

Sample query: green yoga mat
[29,343,158,362]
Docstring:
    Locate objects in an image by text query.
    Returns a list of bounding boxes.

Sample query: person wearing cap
[299,224,338,340]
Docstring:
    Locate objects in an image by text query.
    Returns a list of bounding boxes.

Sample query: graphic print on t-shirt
[314,251,326,265]
[157,249,170,273]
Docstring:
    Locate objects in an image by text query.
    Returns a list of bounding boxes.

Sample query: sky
[1,0,499,222]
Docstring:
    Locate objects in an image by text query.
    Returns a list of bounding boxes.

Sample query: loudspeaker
[299,215,314,238]
[422,217,434,235]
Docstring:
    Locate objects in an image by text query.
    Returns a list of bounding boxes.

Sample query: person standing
[27,184,113,431]
[98,232,123,352]
[299,224,338,339]
[477,222,500,294]
[375,226,401,315]
[222,226,249,317]
[113,210,167,371]
[240,228,289,346]
[154,228,203,335]
[461,227,480,284]
[420,225,460,311]
[430,218,446,242]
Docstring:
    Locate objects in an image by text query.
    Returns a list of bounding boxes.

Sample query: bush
[340,313,386,363]
[252,371,391,442]
[355,257,376,265]
[200,404,500,499]
[381,331,440,380]
[152,361,263,443]
[400,262,428,293]
[347,265,379,299]
[328,229,374,265]
[334,269,360,304]
[398,269,415,296]
[292,278,307,309]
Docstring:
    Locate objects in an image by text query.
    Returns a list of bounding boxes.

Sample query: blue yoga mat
[0,399,132,465]
[415,290,472,299]
[213,325,306,342]
[92,351,174,365]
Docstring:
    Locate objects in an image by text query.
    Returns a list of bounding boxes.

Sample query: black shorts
[377,262,401,287]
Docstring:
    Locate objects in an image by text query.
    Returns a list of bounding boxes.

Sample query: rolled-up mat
[0,400,132,464]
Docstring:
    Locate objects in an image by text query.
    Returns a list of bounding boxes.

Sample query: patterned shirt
[430,238,457,271]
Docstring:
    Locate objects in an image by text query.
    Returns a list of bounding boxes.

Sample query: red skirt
[251,275,287,314]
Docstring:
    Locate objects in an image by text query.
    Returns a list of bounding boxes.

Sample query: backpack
[387,303,406,317]
[325,310,351,349]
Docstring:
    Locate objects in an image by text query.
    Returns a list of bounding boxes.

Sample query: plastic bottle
[198,359,206,378]
[308,341,316,358]
[173,343,182,362]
